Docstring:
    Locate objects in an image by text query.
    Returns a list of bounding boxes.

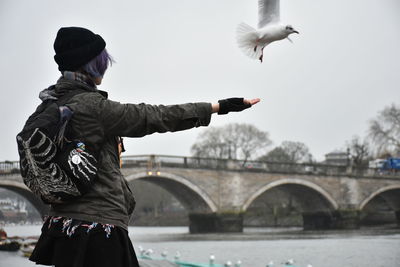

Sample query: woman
[29,26,259,267]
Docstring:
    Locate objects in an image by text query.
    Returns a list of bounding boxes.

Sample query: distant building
[324,151,349,166]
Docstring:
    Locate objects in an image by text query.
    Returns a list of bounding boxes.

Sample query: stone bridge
[1,155,400,233]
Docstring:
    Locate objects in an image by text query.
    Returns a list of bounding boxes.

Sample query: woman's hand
[244,98,261,106]
[212,98,260,114]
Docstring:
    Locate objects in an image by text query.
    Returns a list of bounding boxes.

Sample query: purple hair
[83,49,114,78]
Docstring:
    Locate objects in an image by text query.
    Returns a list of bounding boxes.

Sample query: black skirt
[30,216,140,267]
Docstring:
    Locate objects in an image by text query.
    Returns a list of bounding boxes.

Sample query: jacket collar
[39,73,108,102]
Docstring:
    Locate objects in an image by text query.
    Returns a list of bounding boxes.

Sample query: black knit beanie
[54,27,106,71]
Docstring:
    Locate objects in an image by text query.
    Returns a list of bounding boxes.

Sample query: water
[1,225,400,267]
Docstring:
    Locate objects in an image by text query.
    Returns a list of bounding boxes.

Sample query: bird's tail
[236,22,262,60]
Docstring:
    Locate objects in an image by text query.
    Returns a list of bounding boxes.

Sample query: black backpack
[16,89,98,204]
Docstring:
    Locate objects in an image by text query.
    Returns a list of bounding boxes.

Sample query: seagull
[284,259,295,265]
[161,250,168,259]
[144,248,154,256]
[236,0,299,62]
[209,254,216,265]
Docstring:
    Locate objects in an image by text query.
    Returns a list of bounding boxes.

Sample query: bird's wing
[258,0,280,28]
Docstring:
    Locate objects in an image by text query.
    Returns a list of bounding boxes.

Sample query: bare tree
[346,135,370,168]
[259,147,291,162]
[281,141,313,163]
[191,123,271,162]
[190,127,228,159]
[369,104,400,156]
[259,141,313,163]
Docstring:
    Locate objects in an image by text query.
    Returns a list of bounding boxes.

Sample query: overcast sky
[1,0,399,162]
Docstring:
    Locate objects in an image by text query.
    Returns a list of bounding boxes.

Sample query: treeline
[191,103,400,168]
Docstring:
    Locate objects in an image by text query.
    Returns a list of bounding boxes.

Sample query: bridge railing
[0,161,20,175]
[1,155,399,178]
[120,154,400,178]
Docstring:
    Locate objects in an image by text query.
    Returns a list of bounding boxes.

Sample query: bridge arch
[125,172,218,213]
[359,185,400,211]
[242,178,339,212]
[0,180,48,216]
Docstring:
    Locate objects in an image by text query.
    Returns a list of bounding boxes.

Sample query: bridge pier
[395,211,400,227]
[189,212,243,233]
[302,211,332,230]
[331,210,360,229]
[302,210,360,230]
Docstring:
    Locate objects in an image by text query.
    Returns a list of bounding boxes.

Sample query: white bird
[210,254,216,265]
[285,259,295,265]
[236,0,299,63]
[174,251,181,261]
[144,248,154,256]
[161,250,168,259]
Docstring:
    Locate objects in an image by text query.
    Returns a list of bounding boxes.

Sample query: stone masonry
[1,162,400,233]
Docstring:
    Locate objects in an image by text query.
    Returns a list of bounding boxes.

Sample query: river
[1,225,399,267]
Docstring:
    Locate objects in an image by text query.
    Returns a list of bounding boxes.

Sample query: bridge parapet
[120,154,400,179]
[2,155,400,178]
[0,161,20,175]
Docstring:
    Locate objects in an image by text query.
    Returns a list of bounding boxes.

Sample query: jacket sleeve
[97,98,213,137]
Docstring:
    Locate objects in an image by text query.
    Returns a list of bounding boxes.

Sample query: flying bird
[236,0,299,63]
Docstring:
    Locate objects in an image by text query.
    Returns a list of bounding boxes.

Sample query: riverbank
[130,225,400,242]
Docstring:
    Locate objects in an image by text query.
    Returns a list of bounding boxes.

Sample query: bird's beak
[293,30,299,34]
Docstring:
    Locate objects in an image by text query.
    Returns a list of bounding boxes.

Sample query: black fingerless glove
[218,98,251,115]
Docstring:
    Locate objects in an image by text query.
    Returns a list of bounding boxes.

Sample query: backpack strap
[53,89,90,147]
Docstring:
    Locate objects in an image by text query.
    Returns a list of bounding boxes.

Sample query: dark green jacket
[48,78,212,229]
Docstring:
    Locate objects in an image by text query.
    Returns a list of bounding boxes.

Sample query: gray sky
[1,0,399,162]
